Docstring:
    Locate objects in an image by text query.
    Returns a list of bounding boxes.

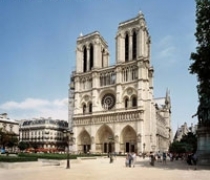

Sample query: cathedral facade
[69,12,172,154]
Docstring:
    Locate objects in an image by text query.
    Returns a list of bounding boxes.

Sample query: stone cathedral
[69,12,172,154]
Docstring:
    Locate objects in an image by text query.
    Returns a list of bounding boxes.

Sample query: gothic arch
[83,46,87,72]
[132,30,137,60]
[82,103,86,114]
[125,32,129,62]
[120,125,137,153]
[77,129,91,153]
[89,43,94,70]
[130,95,137,108]
[95,124,114,153]
[123,96,129,109]
[87,102,92,113]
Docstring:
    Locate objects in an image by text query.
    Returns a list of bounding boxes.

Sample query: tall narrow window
[89,103,92,113]
[83,46,87,72]
[125,33,129,62]
[102,49,105,68]
[132,96,137,107]
[132,31,137,60]
[125,98,129,109]
[83,104,86,114]
[89,44,94,70]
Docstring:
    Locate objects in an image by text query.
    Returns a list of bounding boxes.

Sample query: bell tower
[115,11,150,63]
[75,31,109,73]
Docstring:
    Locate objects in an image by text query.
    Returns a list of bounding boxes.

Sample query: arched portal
[121,125,137,153]
[96,124,114,153]
[78,130,91,153]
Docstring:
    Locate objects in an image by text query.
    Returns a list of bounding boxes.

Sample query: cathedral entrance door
[126,142,130,152]
[104,143,107,153]
[131,144,135,152]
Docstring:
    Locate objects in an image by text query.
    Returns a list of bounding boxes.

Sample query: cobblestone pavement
[0,157,210,180]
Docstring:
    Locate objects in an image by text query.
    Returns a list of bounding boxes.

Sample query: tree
[181,132,197,152]
[189,0,210,127]
[169,132,197,153]
[18,141,29,151]
[0,129,18,150]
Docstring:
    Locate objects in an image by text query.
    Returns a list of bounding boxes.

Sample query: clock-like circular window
[102,93,115,110]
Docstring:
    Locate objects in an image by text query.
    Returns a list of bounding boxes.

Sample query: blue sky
[0,0,198,134]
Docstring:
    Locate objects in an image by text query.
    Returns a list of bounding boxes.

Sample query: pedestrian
[162,152,167,164]
[150,152,155,166]
[109,152,113,163]
[132,152,137,167]
[125,154,129,167]
[128,153,133,167]
[192,152,197,170]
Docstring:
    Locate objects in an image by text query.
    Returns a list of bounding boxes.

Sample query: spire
[138,10,144,17]
[165,88,171,111]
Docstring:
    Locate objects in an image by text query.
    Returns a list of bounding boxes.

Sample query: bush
[0,155,37,162]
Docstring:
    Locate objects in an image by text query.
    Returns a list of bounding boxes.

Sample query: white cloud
[0,98,68,121]
[0,98,50,110]
[156,35,176,59]
[153,35,177,70]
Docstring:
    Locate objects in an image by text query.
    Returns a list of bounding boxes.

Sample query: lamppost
[143,143,146,158]
[0,134,1,150]
[63,130,74,169]
[143,143,146,152]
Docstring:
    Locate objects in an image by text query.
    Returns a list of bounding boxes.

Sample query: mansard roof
[21,117,68,128]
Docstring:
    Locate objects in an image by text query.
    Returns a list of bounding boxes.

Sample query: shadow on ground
[135,158,210,171]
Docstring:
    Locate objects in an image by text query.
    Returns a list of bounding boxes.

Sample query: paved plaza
[0,156,210,180]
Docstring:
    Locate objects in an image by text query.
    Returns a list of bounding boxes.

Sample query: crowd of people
[125,152,137,167]
[108,151,198,170]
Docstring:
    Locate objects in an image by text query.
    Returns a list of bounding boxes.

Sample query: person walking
[128,153,133,167]
[125,154,129,167]
[162,152,167,164]
[132,152,137,167]
[150,152,155,166]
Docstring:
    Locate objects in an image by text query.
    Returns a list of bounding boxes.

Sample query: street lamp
[0,134,1,150]
[143,143,146,152]
[63,130,74,169]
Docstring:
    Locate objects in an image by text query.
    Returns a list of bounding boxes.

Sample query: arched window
[83,46,87,72]
[83,104,86,114]
[125,33,129,62]
[125,98,129,109]
[102,49,105,68]
[89,44,94,70]
[132,31,137,60]
[132,96,137,107]
[89,103,92,113]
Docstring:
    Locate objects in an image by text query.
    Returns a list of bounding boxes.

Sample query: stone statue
[193,94,210,127]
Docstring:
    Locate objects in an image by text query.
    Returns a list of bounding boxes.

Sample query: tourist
[125,154,129,167]
[162,152,167,164]
[150,152,155,166]
[132,152,137,167]
[128,153,133,167]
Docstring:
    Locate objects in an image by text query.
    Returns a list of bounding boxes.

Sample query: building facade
[0,113,19,150]
[174,122,197,142]
[69,12,172,154]
[19,117,68,150]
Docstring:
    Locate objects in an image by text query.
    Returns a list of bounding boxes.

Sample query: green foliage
[181,132,197,152]
[18,153,74,160]
[170,132,197,153]
[0,156,38,162]
[0,128,18,149]
[18,153,104,160]
[189,0,210,124]
[18,142,29,151]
